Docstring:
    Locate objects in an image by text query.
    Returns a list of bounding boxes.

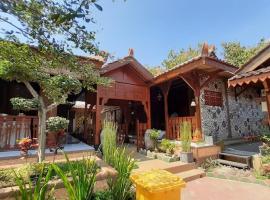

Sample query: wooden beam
[180,71,202,137]
[200,70,222,89]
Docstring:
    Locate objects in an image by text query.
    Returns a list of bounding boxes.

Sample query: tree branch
[23,81,39,98]
[0,17,31,39]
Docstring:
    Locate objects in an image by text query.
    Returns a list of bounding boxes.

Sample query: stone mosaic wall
[227,87,265,138]
[199,76,264,142]
[200,76,230,142]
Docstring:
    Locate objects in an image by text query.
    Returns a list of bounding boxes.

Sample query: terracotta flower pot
[46,132,57,148]
[46,130,66,148]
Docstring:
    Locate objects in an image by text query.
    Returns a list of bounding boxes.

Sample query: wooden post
[95,98,101,146]
[83,90,88,141]
[194,89,202,134]
[180,71,202,138]
[142,100,151,129]
[263,80,270,125]
[160,81,171,139]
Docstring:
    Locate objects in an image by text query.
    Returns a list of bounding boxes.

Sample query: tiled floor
[0,142,94,159]
[182,177,270,200]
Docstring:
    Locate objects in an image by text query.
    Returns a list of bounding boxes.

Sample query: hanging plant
[10,97,40,111]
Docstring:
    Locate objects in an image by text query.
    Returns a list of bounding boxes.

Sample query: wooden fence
[0,115,38,150]
[167,116,196,140]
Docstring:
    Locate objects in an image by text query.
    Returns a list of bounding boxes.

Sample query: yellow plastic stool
[130,169,186,200]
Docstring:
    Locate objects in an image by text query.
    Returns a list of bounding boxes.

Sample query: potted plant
[160,139,175,155]
[180,121,193,163]
[149,129,159,152]
[46,116,69,149]
[18,138,34,158]
[192,128,202,142]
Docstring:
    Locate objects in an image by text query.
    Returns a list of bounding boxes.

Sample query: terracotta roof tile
[229,66,270,81]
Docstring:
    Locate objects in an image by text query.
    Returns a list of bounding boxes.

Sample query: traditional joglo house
[0,43,267,153]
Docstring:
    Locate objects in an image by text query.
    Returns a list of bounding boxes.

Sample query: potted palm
[180,121,193,163]
[46,116,69,148]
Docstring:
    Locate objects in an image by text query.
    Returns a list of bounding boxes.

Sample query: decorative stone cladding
[227,87,265,138]
[199,75,264,142]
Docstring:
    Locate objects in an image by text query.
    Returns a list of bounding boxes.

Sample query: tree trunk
[37,103,47,162]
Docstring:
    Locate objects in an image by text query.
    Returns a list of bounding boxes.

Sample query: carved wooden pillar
[160,81,171,139]
[83,90,88,141]
[180,71,202,138]
[194,89,202,134]
[142,100,151,129]
[263,80,270,125]
[95,98,101,146]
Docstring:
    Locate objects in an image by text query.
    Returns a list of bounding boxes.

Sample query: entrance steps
[133,159,205,182]
[217,151,252,169]
[175,169,206,182]
[223,137,250,146]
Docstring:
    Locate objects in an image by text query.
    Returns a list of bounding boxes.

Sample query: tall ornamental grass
[180,121,192,152]
[102,121,117,164]
[102,121,136,200]
[52,154,98,200]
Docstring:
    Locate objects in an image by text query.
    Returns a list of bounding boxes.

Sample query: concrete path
[182,177,270,200]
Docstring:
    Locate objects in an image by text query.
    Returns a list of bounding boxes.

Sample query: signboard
[204,90,223,107]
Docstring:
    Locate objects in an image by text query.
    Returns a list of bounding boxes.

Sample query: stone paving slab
[182,177,270,200]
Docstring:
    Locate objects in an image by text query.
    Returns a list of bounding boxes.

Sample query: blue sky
[92,0,270,67]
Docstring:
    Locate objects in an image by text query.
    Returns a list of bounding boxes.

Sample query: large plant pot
[180,152,193,163]
[46,132,57,148]
[204,135,214,145]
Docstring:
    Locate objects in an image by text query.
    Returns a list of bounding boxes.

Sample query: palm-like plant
[14,165,54,200]
[51,154,98,200]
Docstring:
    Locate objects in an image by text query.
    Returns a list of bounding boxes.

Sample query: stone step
[133,159,195,174]
[175,169,206,182]
[217,159,249,169]
[223,138,250,146]
[164,162,196,174]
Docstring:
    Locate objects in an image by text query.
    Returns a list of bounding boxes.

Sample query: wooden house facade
[0,43,267,151]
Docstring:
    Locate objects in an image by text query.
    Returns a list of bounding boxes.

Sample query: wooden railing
[136,120,147,151]
[167,116,196,140]
[0,115,38,150]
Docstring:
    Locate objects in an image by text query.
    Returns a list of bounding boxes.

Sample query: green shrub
[160,139,175,155]
[14,165,54,200]
[46,116,69,132]
[201,158,220,172]
[149,129,159,151]
[180,121,192,152]
[262,155,270,164]
[10,97,40,111]
[260,126,270,146]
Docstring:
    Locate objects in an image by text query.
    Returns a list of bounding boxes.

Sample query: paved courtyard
[182,177,270,200]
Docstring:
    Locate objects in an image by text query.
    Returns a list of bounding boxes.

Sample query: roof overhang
[228,66,270,87]
[152,56,237,86]
[237,43,270,74]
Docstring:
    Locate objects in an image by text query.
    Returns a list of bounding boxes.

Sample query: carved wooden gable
[99,64,149,102]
